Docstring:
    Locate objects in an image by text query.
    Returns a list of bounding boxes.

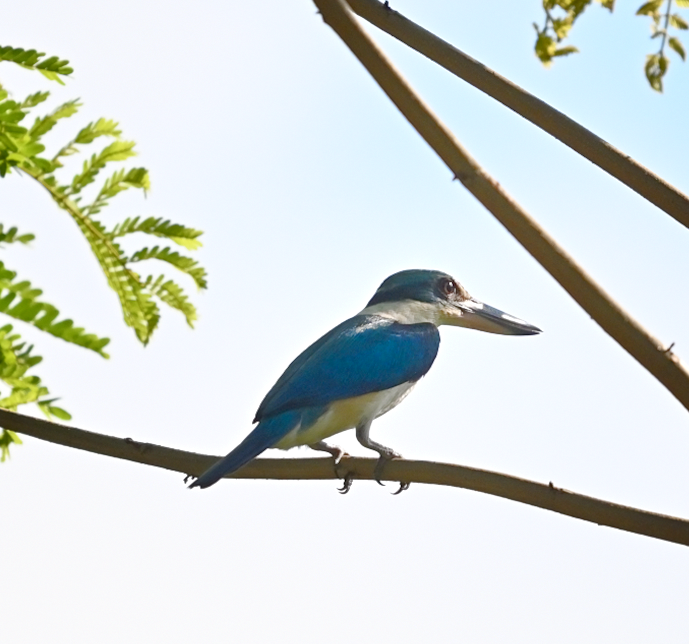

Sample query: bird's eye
[442,279,457,296]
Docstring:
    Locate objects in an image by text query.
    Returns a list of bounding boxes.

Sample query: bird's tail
[189,411,299,489]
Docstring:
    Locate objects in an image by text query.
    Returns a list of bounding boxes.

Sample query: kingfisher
[190,269,540,491]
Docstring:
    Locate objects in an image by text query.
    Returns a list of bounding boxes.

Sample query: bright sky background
[3,1,689,642]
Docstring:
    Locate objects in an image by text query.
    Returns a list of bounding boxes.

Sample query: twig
[4,408,688,547]
[345,0,689,231]
[312,0,689,414]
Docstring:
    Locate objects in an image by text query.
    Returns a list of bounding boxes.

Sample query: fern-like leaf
[3,88,207,345]
[128,246,208,289]
[0,46,73,84]
[29,100,80,140]
[84,167,150,216]
[109,216,203,250]
[147,276,197,327]
[69,214,160,343]
[0,259,110,356]
[50,117,122,170]
[67,140,137,196]
[20,91,49,109]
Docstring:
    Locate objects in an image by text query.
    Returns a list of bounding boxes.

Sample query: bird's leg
[309,441,353,493]
[355,420,408,491]
[308,440,346,464]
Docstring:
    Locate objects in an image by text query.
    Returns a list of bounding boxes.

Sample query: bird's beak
[442,298,542,335]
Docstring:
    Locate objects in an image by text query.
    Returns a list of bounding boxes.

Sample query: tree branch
[346,0,689,231]
[4,408,688,546]
[312,0,689,414]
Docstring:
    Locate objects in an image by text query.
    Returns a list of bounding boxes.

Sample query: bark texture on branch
[348,0,689,231]
[5,409,689,547]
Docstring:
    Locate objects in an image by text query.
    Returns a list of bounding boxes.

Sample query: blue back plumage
[254,315,440,422]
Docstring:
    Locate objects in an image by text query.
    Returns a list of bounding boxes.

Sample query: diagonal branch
[347,0,689,231]
[3,408,688,547]
[312,0,689,414]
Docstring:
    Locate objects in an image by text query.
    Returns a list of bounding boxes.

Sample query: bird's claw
[333,455,354,494]
[373,452,409,493]
[183,473,196,485]
[373,450,401,484]
[392,481,410,495]
[337,472,354,494]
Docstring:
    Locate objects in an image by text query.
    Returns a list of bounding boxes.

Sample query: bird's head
[362,269,541,335]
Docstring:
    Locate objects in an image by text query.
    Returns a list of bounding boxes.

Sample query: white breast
[274,381,416,450]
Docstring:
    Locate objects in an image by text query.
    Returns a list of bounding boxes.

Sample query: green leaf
[37,398,72,421]
[644,53,666,91]
[109,216,204,250]
[668,36,687,59]
[20,91,50,109]
[553,45,580,57]
[0,429,22,462]
[74,118,122,145]
[128,245,208,289]
[0,224,35,245]
[8,101,207,347]
[676,0,689,7]
[636,0,664,15]
[669,13,689,28]
[67,214,160,344]
[67,140,137,196]
[147,277,197,327]
[0,324,71,460]
[29,100,80,139]
[84,167,150,216]
[0,46,73,82]
[0,259,110,356]
[552,16,575,40]
[534,31,557,65]
[50,118,123,169]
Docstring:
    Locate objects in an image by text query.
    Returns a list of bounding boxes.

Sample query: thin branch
[312,0,689,413]
[658,0,673,58]
[4,408,689,547]
[346,0,689,231]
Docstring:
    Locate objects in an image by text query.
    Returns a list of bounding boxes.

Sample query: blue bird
[190,269,540,490]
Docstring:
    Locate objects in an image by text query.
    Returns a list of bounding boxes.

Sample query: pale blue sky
[2,1,689,642]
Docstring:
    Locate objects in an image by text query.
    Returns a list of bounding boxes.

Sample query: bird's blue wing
[254,315,440,422]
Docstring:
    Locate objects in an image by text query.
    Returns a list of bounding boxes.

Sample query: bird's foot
[331,447,354,494]
[337,472,354,494]
[183,473,196,485]
[373,449,402,485]
[373,451,410,494]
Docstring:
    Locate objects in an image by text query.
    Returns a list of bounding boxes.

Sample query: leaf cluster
[533,0,601,65]
[533,0,687,91]
[0,53,208,345]
[0,46,208,457]
[0,45,73,84]
[0,324,71,461]
[637,0,688,91]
